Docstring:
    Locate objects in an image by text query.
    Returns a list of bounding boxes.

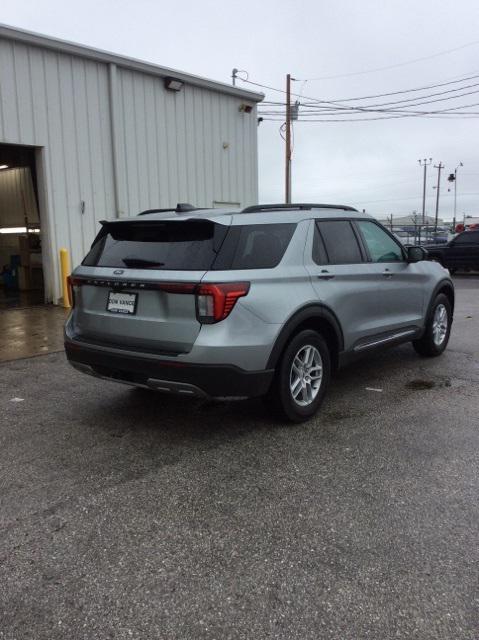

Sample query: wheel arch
[429,279,455,317]
[267,304,344,372]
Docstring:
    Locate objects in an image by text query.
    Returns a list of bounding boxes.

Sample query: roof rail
[241,203,358,213]
[138,203,198,216]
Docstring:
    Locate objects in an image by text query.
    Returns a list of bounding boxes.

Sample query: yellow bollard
[59,248,71,308]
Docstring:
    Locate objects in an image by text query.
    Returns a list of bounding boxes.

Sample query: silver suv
[65,203,454,422]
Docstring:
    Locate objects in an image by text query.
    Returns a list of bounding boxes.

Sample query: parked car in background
[425,229,479,273]
[65,203,454,422]
[390,227,449,246]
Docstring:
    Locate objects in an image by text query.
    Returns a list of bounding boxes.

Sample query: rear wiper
[122,258,165,268]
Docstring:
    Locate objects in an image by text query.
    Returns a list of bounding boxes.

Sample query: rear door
[71,219,229,354]
[305,219,386,350]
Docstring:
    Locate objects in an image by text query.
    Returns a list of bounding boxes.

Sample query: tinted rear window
[82,221,296,270]
[82,220,227,270]
[316,220,363,264]
[214,223,296,269]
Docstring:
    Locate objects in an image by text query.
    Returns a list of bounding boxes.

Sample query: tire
[413,293,452,357]
[264,329,331,423]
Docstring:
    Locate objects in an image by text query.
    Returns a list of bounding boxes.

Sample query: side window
[453,231,479,244]
[316,220,363,265]
[357,221,404,263]
[452,232,467,245]
[312,223,328,264]
[213,223,296,270]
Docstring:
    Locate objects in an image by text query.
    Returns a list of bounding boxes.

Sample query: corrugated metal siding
[114,68,257,216]
[0,167,39,226]
[0,37,258,302]
[0,39,116,300]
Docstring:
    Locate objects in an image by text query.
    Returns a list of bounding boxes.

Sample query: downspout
[108,63,123,218]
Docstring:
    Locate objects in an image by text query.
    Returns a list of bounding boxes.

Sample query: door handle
[316,270,335,280]
[382,269,393,278]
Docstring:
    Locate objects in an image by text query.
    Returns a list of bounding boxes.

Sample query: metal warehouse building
[0,24,262,305]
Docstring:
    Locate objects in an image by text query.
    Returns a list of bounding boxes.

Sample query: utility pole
[285,73,292,204]
[418,158,433,225]
[433,162,444,232]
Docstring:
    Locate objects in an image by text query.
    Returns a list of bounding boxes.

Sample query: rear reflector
[196,282,250,323]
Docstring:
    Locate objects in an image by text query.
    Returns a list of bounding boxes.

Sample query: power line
[259,108,479,116]
[251,71,479,105]
[258,86,479,116]
[260,107,479,121]
[295,39,479,81]
[259,97,479,120]
[242,76,479,117]
[260,113,479,122]
[303,71,479,103]
[301,82,479,110]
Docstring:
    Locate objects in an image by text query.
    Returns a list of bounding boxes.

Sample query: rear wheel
[413,293,452,357]
[264,330,331,422]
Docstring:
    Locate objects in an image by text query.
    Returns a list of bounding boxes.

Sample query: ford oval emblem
[113,269,124,275]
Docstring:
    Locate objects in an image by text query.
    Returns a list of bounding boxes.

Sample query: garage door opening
[0,143,45,310]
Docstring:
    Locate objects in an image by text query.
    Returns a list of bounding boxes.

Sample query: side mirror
[407,246,428,263]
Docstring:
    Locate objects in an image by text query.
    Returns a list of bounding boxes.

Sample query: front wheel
[264,330,331,422]
[413,293,452,357]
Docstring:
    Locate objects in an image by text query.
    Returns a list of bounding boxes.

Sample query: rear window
[82,221,296,271]
[82,220,227,271]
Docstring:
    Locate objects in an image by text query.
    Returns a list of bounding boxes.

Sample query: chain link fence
[384,223,452,246]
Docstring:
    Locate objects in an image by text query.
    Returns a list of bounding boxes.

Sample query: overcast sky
[2,0,479,220]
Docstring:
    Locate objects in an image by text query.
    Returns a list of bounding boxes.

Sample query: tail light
[65,276,249,322]
[196,282,250,324]
[67,275,83,307]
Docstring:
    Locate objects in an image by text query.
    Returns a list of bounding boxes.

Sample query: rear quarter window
[213,223,296,270]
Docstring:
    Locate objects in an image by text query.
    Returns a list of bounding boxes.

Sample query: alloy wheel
[432,303,448,346]
[289,345,323,407]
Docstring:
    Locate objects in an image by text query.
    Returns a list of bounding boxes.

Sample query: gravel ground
[0,277,478,640]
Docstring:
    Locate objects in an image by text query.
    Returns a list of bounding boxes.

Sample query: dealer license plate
[107,291,138,315]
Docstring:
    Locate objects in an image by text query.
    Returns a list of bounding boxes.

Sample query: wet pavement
[0,305,68,362]
[0,277,478,639]
[0,289,45,311]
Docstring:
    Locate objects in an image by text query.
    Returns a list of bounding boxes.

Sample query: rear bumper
[64,338,274,399]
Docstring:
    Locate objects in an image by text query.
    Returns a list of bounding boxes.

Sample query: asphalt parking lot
[0,276,478,640]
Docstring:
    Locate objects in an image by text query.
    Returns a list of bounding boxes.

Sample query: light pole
[418,158,433,225]
[449,162,463,231]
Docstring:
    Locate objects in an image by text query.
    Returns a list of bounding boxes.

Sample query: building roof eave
[0,23,264,103]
